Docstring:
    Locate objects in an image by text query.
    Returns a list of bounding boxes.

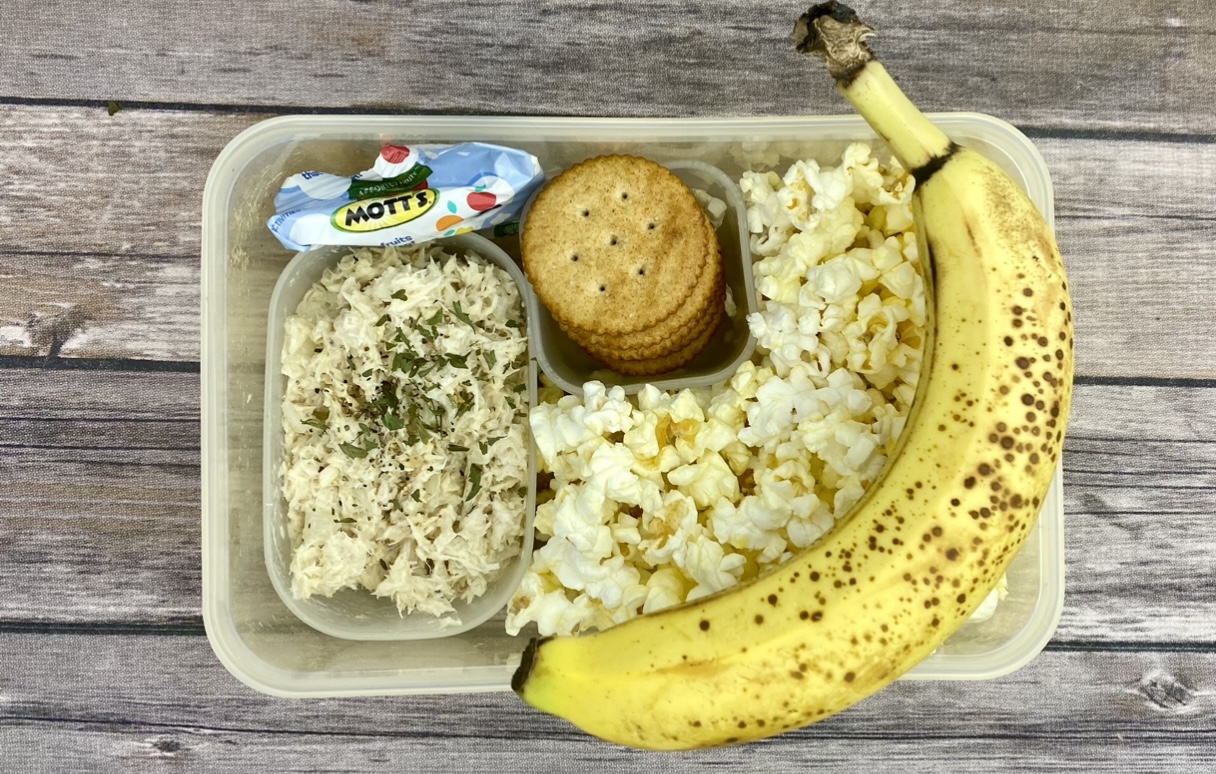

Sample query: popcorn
[710,496,789,557]
[740,170,794,257]
[639,490,702,567]
[737,363,822,449]
[506,143,932,638]
[667,452,740,510]
[967,573,1009,624]
[681,534,748,601]
[530,382,635,467]
[506,571,604,636]
[642,567,688,614]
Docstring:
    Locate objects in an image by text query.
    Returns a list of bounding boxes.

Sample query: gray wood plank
[2,365,1213,643]
[1060,386,1216,642]
[2,0,1215,134]
[0,103,250,361]
[2,103,1215,375]
[3,730,1210,774]
[0,251,198,361]
[0,368,201,623]
[0,634,1213,772]
[1050,137,1216,378]
[0,106,253,255]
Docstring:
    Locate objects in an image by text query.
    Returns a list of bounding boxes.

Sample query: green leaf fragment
[450,301,476,330]
[478,435,505,456]
[453,388,475,418]
[379,386,400,409]
[391,290,409,301]
[465,464,483,501]
[302,418,328,431]
[483,350,497,369]
[340,442,369,458]
[383,413,405,431]
[106,100,123,116]
[448,444,469,452]
[374,314,391,326]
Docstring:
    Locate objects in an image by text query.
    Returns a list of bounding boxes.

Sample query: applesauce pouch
[267,143,544,251]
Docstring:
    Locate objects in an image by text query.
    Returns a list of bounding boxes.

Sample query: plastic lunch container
[201,114,1066,698]
[262,235,538,640]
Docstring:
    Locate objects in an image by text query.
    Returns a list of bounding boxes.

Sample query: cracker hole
[609,235,618,246]
[571,254,579,262]
[581,209,590,217]
[599,285,607,293]
[620,191,629,201]
[647,222,656,230]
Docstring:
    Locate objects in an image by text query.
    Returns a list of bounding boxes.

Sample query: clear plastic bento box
[201,114,1065,698]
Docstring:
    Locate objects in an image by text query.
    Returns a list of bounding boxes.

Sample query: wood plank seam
[4,97,1216,145]
[0,356,200,373]
[1,622,1212,653]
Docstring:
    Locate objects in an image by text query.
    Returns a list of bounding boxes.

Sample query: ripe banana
[511,1,1074,750]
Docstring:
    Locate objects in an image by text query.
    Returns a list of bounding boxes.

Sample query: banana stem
[794,2,954,174]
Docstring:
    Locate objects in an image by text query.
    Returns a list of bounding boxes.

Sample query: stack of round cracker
[521,155,724,377]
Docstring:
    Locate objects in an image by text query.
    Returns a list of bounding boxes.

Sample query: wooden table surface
[2,1,1214,771]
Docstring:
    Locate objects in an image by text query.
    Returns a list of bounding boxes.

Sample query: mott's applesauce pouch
[267,143,544,251]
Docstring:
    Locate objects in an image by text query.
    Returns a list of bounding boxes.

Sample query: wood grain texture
[1050,137,1216,379]
[4,730,1211,774]
[0,106,253,255]
[0,250,198,360]
[1,103,1214,374]
[0,368,201,623]
[0,105,250,361]
[1060,385,1216,641]
[1,634,1213,772]
[2,366,1213,643]
[3,0,1215,134]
